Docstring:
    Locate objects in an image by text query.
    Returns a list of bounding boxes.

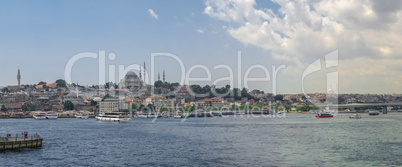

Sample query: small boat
[349,114,361,119]
[96,112,131,123]
[174,115,182,119]
[46,112,58,119]
[137,114,148,118]
[315,112,334,118]
[33,112,47,120]
[368,110,379,115]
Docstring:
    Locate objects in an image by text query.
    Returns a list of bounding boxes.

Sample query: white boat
[368,110,379,115]
[75,113,89,119]
[46,113,58,119]
[174,115,182,119]
[146,113,161,118]
[96,112,131,123]
[33,112,47,120]
[349,114,361,119]
[137,114,148,118]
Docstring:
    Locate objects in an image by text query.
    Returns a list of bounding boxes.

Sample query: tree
[90,100,97,106]
[131,104,138,110]
[1,104,6,111]
[22,105,28,111]
[90,108,94,112]
[274,94,284,102]
[55,79,67,88]
[30,104,36,111]
[102,94,110,101]
[38,81,46,85]
[122,109,130,113]
[154,80,163,88]
[64,100,74,110]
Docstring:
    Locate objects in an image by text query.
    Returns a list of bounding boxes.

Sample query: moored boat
[96,112,131,123]
[46,112,58,119]
[33,112,47,120]
[75,113,89,119]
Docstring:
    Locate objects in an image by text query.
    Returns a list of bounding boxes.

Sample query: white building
[99,97,119,112]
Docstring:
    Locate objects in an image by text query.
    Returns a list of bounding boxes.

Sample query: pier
[0,134,43,151]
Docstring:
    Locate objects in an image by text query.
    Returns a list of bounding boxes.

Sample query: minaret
[163,70,165,82]
[139,67,142,80]
[143,62,146,84]
[17,68,21,87]
[158,73,160,81]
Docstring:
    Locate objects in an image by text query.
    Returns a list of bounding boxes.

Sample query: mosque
[118,62,165,92]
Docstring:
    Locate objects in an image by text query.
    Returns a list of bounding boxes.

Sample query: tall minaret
[143,62,146,84]
[158,73,160,81]
[17,68,21,87]
[163,70,165,82]
[139,66,142,80]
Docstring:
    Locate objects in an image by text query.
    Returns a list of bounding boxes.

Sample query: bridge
[319,103,402,112]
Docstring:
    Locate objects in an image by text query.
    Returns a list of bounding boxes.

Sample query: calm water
[1,113,402,167]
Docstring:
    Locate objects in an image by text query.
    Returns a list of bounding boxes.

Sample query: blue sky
[1,0,401,94]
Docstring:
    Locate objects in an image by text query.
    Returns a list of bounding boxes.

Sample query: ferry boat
[46,112,58,119]
[33,112,47,120]
[368,110,380,115]
[315,106,334,118]
[315,112,334,118]
[96,112,131,123]
[146,113,162,118]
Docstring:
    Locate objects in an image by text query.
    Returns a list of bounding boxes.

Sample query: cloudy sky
[1,0,401,94]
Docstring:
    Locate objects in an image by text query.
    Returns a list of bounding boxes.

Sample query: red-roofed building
[36,83,58,89]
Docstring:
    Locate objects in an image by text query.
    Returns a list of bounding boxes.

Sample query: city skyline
[1,0,401,94]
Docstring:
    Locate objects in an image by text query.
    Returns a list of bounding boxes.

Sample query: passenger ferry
[315,106,334,118]
[46,112,58,119]
[33,112,47,120]
[96,112,131,123]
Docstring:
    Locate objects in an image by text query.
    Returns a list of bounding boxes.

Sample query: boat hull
[96,116,131,123]
[315,115,334,118]
[34,116,47,120]
[47,116,58,119]
[75,115,89,119]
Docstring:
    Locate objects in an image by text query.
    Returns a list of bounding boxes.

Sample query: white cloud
[204,0,402,93]
[196,29,204,34]
[148,9,158,19]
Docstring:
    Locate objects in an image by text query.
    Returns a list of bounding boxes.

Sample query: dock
[0,135,43,151]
